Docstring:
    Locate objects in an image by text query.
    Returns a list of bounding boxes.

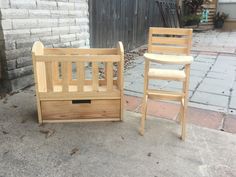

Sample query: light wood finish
[43,118,121,123]
[147,90,184,101]
[41,100,120,120]
[77,62,84,92]
[152,37,189,46]
[148,69,186,81]
[44,48,118,55]
[117,42,125,121]
[140,27,193,140]
[92,62,99,91]
[52,62,60,85]
[106,62,113,91]
[150,27,192,35]
[45,62,53,92]
[144,53,193,65]
[35,55,121,62]
[32,41,124,123]
[61,62,69,92]
[32,41,44,124]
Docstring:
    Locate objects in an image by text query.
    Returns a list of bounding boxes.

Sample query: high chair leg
[177,105,183,124]
[181,104,187,141]
[140,94,148,136]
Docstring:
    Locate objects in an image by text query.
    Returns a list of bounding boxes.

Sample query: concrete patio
[0,30,236,177]
[0,89,236,177]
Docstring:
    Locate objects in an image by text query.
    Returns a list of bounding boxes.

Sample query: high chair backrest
[148,27,193,56]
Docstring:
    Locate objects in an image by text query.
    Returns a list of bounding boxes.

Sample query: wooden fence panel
[89,0,176,50]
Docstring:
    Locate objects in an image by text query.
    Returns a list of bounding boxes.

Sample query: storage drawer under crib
[40,99,121,122]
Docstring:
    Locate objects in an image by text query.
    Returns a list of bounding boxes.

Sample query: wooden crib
[32,41,124,124]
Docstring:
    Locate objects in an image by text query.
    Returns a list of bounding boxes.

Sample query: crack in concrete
[189,52,219,100]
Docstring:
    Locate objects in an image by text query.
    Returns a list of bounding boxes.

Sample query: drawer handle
[72,100,91,104]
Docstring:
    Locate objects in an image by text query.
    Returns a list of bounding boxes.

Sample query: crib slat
[106,62,113,91]
[61,62,69,92]
[77,62,84,91]
[45,62,53,92]
[92,62,99,91]
[52,62,59,84]
[68,62,73,83]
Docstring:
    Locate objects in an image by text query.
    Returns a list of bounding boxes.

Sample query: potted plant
[182,0,204,26]
[214,12,229,29]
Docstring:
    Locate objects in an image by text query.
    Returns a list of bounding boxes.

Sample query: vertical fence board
[89,0,175,50]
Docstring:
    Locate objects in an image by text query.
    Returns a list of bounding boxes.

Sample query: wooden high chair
[140,27,193,140]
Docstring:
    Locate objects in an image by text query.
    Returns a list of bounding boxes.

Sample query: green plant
[182,14,202,26]
[183,0,204,15]
[214,12,229,28]
[214,12,228,22]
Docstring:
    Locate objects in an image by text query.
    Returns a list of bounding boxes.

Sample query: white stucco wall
[218,0,236,20]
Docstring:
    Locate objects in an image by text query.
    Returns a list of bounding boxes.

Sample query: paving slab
[229,96,236,109]
[190,61,213,72]
[190,69,207,77]
[191,91,229,108]
[0,90,236,177]
[224,115,236,133]
[206,71,231,80]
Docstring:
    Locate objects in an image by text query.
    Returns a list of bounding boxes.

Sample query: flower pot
[214,20,224,29]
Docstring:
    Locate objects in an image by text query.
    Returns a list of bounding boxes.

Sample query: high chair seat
[148,68,186,81]
[144,53,193,65]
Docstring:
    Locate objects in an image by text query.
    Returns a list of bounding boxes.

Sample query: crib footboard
[32,41,124,123]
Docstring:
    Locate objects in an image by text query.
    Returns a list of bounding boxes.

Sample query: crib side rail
[44,48,118,55]
[33,42,124,100]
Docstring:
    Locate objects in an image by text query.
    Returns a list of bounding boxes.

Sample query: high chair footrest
[147,89,184,101]
[148,68,186,81]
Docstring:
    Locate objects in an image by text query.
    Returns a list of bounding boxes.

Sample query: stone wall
[0,0,90,92]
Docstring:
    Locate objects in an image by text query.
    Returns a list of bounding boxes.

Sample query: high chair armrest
[144,53,193,65]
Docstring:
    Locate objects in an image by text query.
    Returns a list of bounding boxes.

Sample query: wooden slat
[150,27,192,35]
[61,62,68,92]
[43,118,121,123]
[76,62,84,92]
[38,91,121,100]
[151,45,188,55]
[44,48,117,55]
[52,62,59,84]
[152,37,189,46]
[106,62,113,91]
[147,89,184,101]
[148,28,153,53]
[148,68,186,81]
[36,62,47,92]
[92,62,99,91]
[45,62,53,92]
[117,41,124,121]
[67,62,73,83]
[50,79,118,87]
[35,55,121,62]
[32,41,45,124]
